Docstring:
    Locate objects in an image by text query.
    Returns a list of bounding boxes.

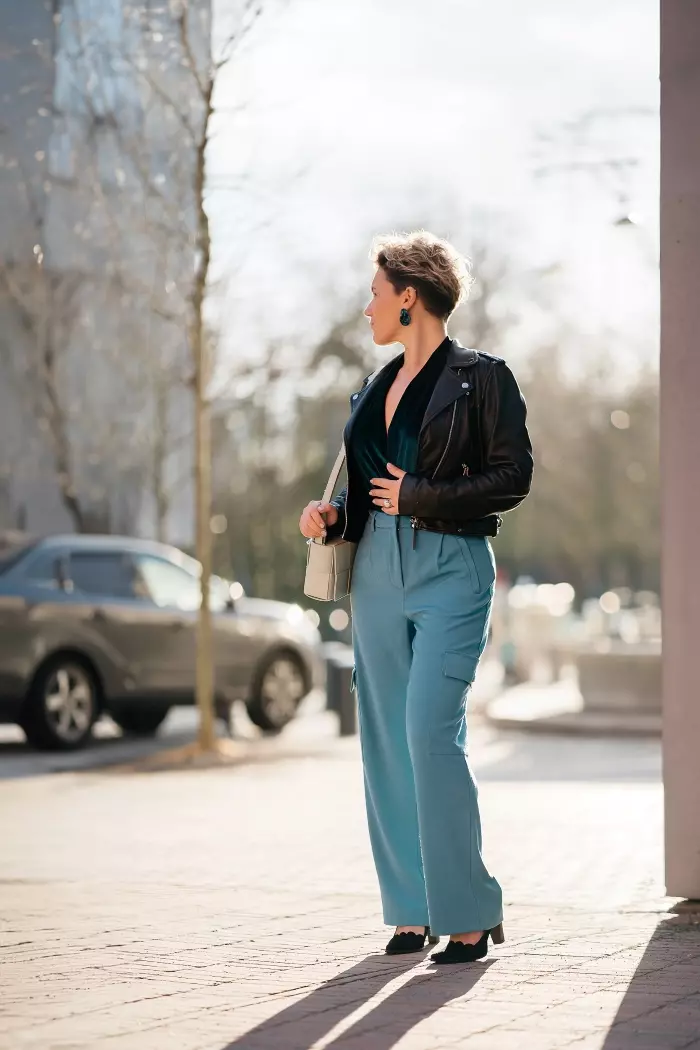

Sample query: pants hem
[427,913,503,937]
[383,913,430,927]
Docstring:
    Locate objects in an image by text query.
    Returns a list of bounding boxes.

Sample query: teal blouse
[348,336,450,517]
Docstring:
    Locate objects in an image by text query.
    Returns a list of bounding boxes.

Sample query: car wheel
[246,652,308,733]
[110,705,171,736]
[22,657,99,751]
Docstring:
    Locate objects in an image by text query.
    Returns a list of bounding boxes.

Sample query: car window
[68,552,139,599]
[22,548,61,586]
[0,536,38,575]
[135,555,201,611]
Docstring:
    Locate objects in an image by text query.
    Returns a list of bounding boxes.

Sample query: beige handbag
[303,443,357,601]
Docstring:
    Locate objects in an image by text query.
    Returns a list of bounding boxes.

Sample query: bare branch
[216,0,265,70]
[176,4,207,100]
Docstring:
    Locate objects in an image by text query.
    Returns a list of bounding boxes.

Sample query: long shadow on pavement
[220,955,492,1050]
[600,916,700,1050]
[0,706,337,780]
[0,722,205,779]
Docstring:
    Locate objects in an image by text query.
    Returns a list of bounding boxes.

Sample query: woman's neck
[399,323,449,376]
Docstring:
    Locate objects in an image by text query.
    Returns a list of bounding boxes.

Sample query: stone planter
[576,643,662,715]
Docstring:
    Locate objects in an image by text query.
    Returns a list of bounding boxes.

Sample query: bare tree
[147,0,272,753]
[110,0,272,752]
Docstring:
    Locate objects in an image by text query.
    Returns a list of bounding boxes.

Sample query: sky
[208,0,659,380]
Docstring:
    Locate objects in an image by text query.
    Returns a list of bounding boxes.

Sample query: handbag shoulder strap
[321,444,346,504]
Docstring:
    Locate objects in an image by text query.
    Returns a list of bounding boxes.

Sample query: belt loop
[371,511,377,531]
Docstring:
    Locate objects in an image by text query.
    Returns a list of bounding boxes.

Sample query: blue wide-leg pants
[350,509,503,937]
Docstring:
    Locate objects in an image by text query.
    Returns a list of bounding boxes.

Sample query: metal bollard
[326,656,340,715]
[323,647,357,736]
[337,661,357,736]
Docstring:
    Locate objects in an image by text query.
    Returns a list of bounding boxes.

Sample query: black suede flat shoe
[431,923,505,964]
[385,925,440,955]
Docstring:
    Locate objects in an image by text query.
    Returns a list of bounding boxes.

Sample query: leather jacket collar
[352,337,477,439]
[422,338,478,432]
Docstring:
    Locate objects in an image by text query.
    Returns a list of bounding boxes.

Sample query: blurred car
[0,533,323,751]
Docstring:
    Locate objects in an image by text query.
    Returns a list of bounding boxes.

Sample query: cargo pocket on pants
[428,650,479,755]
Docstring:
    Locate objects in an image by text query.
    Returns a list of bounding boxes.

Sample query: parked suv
[0,534,323,750]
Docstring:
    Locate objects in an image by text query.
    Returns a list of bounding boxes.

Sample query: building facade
[0,0,211,544]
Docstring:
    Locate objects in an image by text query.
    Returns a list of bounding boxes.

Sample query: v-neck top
[347,336,450,518]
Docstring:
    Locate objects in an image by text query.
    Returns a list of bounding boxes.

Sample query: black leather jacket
[326,337,533,543]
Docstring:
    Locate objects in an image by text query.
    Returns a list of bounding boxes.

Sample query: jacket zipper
[410,398,458,548]
[432,400,458,478]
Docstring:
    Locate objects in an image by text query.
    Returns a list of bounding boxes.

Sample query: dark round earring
[399,308,411,326]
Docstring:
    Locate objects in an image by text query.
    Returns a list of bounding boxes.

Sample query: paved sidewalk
[2,717,699,1050]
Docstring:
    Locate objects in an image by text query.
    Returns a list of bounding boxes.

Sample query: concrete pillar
[660,1,700,898]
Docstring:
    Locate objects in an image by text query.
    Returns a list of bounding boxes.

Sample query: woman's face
[364,267,409,345]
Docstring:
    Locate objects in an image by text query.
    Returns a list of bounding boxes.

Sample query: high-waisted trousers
[350,509,503,936]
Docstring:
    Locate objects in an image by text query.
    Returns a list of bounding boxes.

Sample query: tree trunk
[194,345,214,750]
[153,378,169,543]
[191,77,216,752]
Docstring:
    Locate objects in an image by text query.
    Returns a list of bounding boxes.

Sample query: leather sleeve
[323,371,372,539]
[398,361,533,520]
[325,486,347,539]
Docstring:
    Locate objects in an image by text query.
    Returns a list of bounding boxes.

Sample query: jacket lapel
[419,338,479,433]
[345,338,479,442]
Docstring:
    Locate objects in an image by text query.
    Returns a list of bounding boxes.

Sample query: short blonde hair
[370,230,473,320]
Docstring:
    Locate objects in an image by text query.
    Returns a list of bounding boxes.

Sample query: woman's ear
[403,285,417,310]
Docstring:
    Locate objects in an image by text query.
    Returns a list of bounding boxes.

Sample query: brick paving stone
[1,723,700,1050]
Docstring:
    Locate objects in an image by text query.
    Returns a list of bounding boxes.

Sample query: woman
[299,231,533,963]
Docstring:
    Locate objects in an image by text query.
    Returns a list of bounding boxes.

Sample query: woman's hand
[370,463,406,516]
[299,500,339,539]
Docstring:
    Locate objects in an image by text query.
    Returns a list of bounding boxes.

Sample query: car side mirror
[208,574,234,613]
[229,581,245,604]
[224,579,244,612]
